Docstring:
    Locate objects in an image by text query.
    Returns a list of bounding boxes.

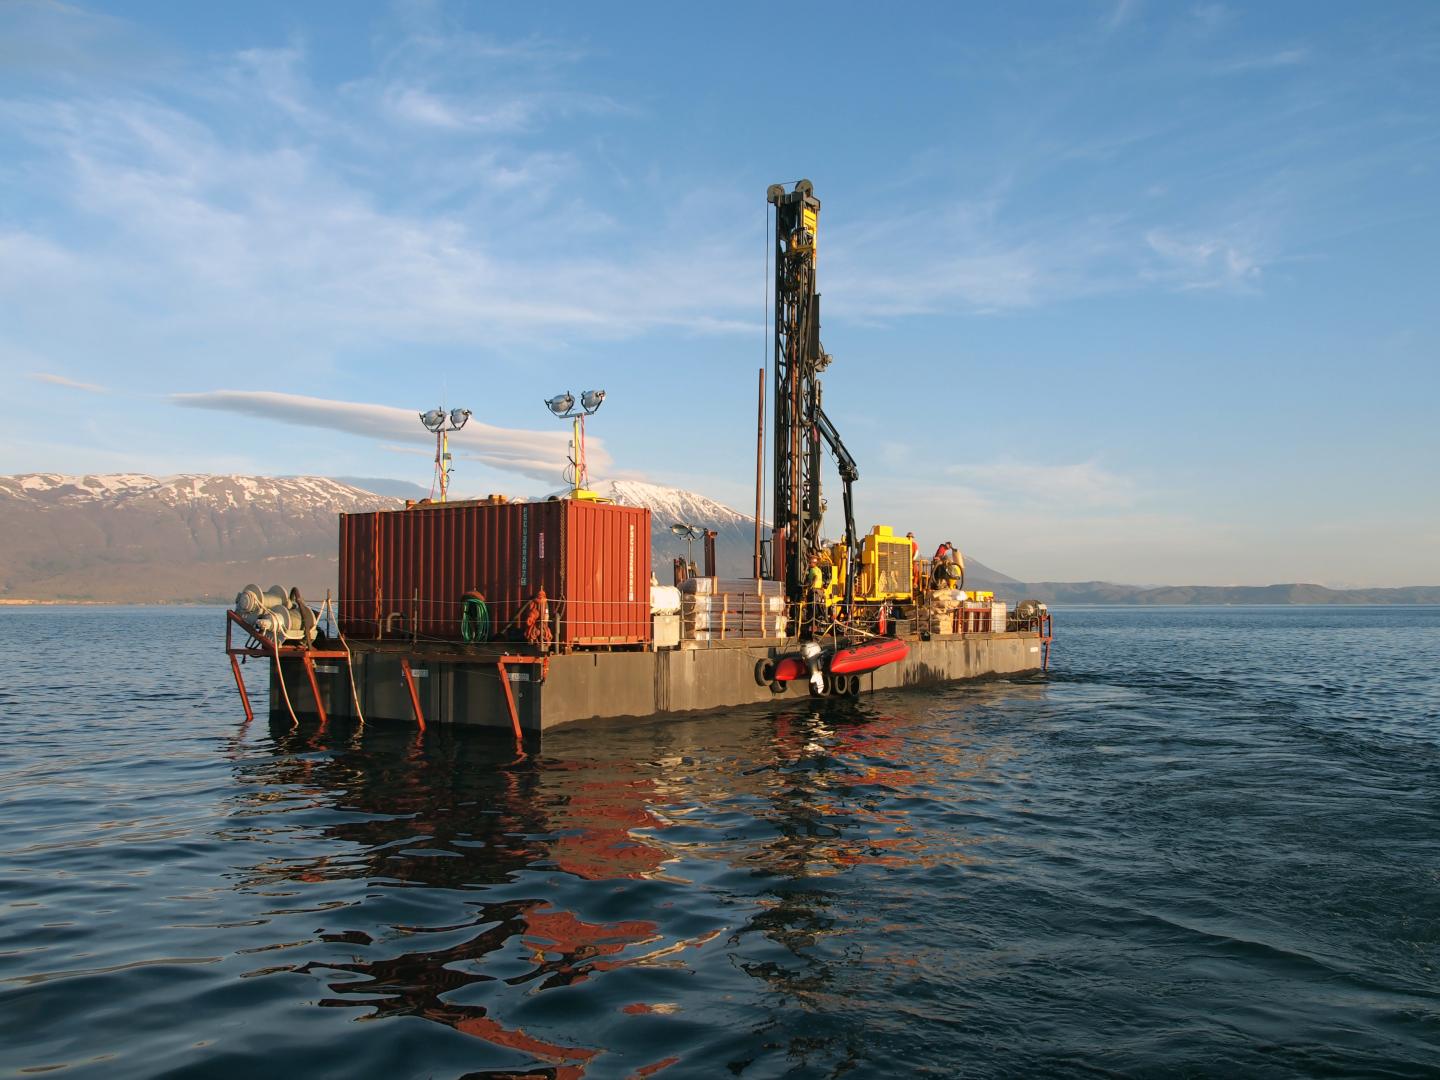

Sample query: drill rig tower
[768,179,859,610]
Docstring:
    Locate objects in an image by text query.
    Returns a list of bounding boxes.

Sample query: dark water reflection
[2,606,1439,1077]
[222,699,1026,1078]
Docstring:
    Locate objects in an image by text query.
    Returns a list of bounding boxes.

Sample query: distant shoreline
[0,599,215,607]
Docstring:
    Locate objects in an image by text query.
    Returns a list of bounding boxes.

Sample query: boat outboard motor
[800,640,825,695]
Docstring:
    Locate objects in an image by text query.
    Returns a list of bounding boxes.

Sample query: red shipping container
[338,499,651,647]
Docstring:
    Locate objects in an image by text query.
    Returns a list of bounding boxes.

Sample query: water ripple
[1,605,1439,1076]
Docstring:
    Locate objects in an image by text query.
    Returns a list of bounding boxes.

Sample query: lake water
[1,605,1437,1078]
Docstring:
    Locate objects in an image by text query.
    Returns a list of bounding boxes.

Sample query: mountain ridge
[0,473,397,602]
[0,473,1433,604]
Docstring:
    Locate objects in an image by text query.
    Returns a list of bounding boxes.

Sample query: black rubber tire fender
[755,658,777,687]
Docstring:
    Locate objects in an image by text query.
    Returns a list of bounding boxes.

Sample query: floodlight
[669,521,701,569]
[418,404,472,501]
[544,389,611,495]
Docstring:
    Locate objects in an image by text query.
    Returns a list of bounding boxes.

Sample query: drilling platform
[222,180,1053,738]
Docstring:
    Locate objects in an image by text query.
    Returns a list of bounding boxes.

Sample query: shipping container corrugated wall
[338,500,650,647]
[564,499,649,644]
[337,512,379,635]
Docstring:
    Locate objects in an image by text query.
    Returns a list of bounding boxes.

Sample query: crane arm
[815,405,858,609]
[815,405,857,485]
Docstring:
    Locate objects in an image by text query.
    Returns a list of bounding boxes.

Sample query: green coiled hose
[461,593,490,643]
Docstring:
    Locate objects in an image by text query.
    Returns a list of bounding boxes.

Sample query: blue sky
[2,0,1436,586]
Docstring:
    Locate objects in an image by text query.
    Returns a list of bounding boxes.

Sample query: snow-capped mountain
[0,473,162,502]
[596,479,754,525]
[0,473,394,512]
[0,474,396,603]
[591,479,761,577]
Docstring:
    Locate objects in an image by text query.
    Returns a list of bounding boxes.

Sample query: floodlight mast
[669,521,701,572]
[418,406,471,502]
[543,389,606,499]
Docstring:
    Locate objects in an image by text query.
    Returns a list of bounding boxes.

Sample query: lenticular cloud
[173,389,594,483]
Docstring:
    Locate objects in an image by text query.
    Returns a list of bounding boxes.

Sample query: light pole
[543,389,606,499]
[419,407,472,502]
[669,522,702,574]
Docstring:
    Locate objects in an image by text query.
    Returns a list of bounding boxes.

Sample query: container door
[338,512,379,637]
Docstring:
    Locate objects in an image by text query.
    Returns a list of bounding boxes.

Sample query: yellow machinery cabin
[822,525,915,606]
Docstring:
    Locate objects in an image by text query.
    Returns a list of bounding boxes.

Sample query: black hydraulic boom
[815,404,858,609]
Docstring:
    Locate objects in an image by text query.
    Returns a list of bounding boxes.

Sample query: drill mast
[768,179,858,607]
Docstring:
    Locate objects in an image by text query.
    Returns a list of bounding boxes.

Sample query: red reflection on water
[543,763,671,881]
[297,899,610,1073]
[514,905,663,990]
[294,898,711,1077]
[238,727,714,1075]
[451,1012,598,1077]
[629,1054,681,1077]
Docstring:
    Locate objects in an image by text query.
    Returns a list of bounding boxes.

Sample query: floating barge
[223,178,1054,737]
[225,496,1052,737]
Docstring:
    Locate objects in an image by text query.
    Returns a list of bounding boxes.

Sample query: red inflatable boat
[828,637,909,675]
[758,637,909,686]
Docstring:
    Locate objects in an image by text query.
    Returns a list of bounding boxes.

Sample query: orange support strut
[229,655,254,724]
[400,658,426,731]
[496,657,524,740]
[300,654,328,732]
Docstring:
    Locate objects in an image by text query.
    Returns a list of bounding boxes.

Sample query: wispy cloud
[174,390,603,482]
[823,202,1143,316]
[28,372,109,394]
[0,5,1313,349]
[349,16,623,137]
[380,85,621,133]
[0,89,755,351]
[0,13,750,356]
[1222,47,1311,73]
[0,230,84,281]
[1144,226,1263,289]
[944,461,1139,510]
[1104,0,1142,33]
[0,0,170,79]
[1190,3,1229,32]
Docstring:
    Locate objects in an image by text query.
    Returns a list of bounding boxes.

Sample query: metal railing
[337,586,1034,650]
[338,593,651,649]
